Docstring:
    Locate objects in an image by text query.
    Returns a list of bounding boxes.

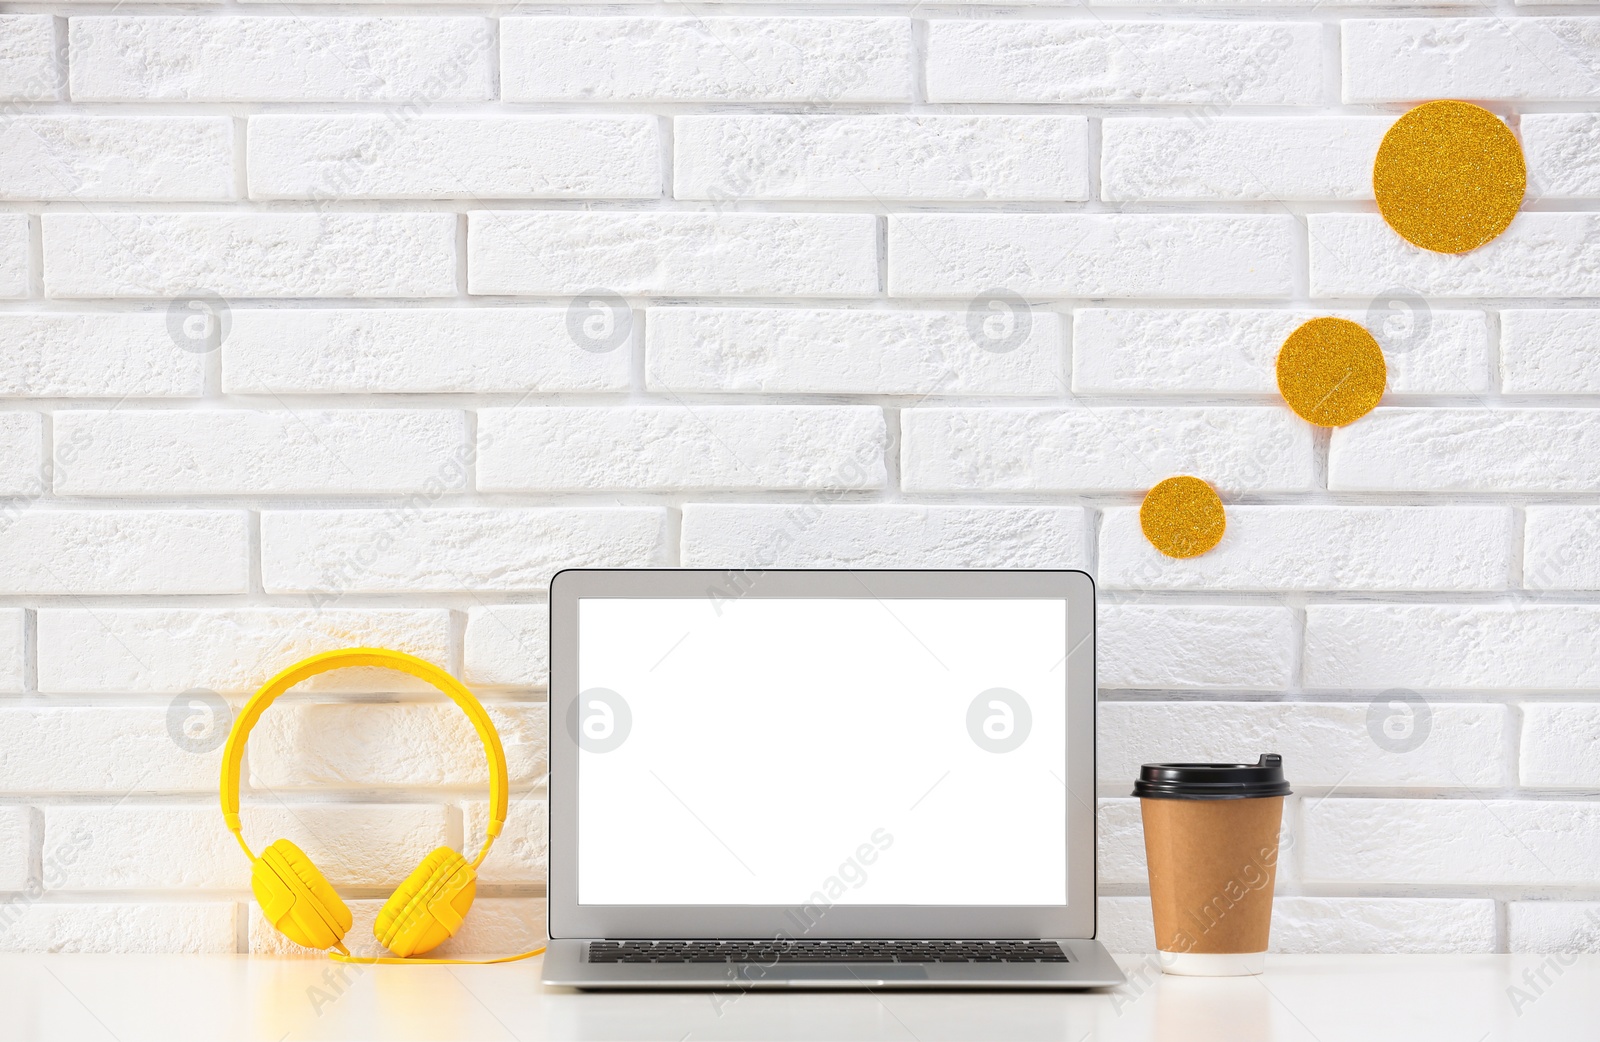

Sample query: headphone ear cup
[254,839,353,951]
[376,847,476,958]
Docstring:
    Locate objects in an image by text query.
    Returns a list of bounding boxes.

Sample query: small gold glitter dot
[1373,100,1526,254]
[1140,476,1226,560]
[1276,317,1387,428]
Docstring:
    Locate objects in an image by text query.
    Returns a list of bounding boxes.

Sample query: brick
[1523,114,1600,199]
[0,511,246,595]
[0,413,41,495]
[501,17,909,102]
[440,897,546,956]
[0,16,60,101]
[645,306,1062,396]
[0,214,27,298]
[261,508,669,594]
[248,115,660,200]
[0,610,22,694]
[1102,118,1386,201]
[1099,896,1495,955]
[0,707,222,793]
[0,314,204,397]
[888,215,1296,298]
[1072,308,1490,395]
[464,606,549,689]
[1520,704,1600,787]
[224,309,630,395]
[0,117,232,202]
[465,798,547,885]
[674,115,1089,202]
[926,21,1321,104]
[0,903,237,954]
[1101,506,1513,592]
[43,804,449,889]
[0,807,29,889]
[1507,903,1600,954]
[36,608,451,694]
[681,505,1088,568]
[249,702,546,789]
[901,407,1312,493]
[476,406,887,492]
[250,897,543,958]
[1304,798,1600,885]
[1304,605,1600,691]
[69,17,493,102]
[1330,409,1600,492]
[1098,798,1146,890]
[1099,606,1294,690]
[1343,18,1600,102]
[1309,213,1600,298]
[468,212,877,297]
[1100,701,1510,788]
[54,409,468,496]
[43,213,457,299]
[1526,507,1600,590]
[1501,310,1600,394]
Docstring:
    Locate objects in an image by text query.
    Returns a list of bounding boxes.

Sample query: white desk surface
[1,953,1590,1042]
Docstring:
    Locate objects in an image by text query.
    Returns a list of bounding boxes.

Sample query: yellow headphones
[221,647,541,965]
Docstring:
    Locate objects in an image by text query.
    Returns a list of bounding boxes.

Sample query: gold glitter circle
[1373,100,1526,254]
[1140,476,1226,560]
[1276,317,1387,428]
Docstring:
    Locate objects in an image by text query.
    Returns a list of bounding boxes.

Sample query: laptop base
[541,938,1126,990]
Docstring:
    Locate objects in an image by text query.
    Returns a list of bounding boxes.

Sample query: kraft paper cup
[1134,754,1291,977]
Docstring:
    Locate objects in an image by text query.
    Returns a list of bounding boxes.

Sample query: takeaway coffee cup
[1133,754,1292,977]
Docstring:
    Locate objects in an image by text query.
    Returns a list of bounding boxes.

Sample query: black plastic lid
[1132,754,1292,800]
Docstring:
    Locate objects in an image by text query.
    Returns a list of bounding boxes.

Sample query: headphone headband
[220,648,509,865]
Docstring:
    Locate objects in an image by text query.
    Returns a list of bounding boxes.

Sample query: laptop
[542,569,1124,989]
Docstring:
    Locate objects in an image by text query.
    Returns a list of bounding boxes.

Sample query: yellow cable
[329,945,546,966]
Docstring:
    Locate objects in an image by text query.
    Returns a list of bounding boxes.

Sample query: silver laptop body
[542,569,1124,989]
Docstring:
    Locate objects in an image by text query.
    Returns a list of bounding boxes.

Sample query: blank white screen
[576,597,1068,906]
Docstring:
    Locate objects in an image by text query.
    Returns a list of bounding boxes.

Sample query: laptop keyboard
[587,940,1070,964]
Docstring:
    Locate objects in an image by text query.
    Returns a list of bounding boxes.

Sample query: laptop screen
[574,596,1069,907]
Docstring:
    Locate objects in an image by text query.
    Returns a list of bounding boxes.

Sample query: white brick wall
[902,407,1313,492]
[681,505,1089,569]
[477,406,887,492]
[1342,18,1600,102]
[500,18,911,103]
[0,314,204,396]
[1523,115,1600,199]
[924,21,1321,104]
[224,309,631,394]
[0,16,60,102]
[468,212,879,297]
[44,213,458,298]
[1501,310,1600,393]
[1100,118,1388,202]
[674,116,1090,202]
[1100,506,1514,591]
[247,116,661,201]
[36,608,452,694]
[647,307,1063,395]
[56,409,468,496]
[0,118,234,202]
[1073,308,1491,394]
[888,214,1297,297]
[69,17,495,102]
[1310,214,1600,297]
[0,214,28,298]
[2,0,1597,958]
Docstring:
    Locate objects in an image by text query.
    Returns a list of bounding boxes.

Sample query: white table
[1,953,1591,1041]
